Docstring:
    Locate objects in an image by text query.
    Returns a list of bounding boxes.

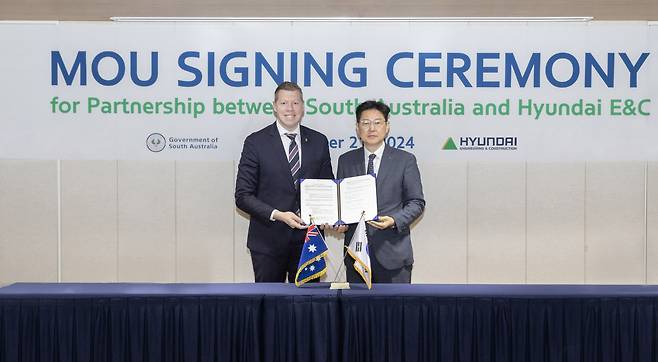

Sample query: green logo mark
[442,137,457,150]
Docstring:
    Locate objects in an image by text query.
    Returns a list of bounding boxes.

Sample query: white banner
[0,21,656,161]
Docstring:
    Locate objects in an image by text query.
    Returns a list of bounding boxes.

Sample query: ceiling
[1,0,657,21]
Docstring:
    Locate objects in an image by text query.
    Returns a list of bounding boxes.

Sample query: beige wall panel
[585,162,645,283]
[526,163,585,283]
[234,209,254,282]
[117,161,176,282]
[0,161,58,283]
[176,161,234,282]
[233,162,254,282]
[645,162,658,283]
[60,161,118,281]
[468,162,526,283]
[413,162,468,283]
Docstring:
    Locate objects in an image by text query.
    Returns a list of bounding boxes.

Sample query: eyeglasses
[358,120,387,129]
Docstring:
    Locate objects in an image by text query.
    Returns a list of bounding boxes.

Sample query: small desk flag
[295,224,329,286]
[347,215,372,289]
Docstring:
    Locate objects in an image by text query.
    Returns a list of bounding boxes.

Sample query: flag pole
[312,214,341,279]
[330,210,365,290]
[308,214,344,286]
[330,222,350,288]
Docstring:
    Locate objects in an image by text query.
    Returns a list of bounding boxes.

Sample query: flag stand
[330,210,366,289]
[330,282,350,289]
[298,211,369,290]
[330,218,350,289]
[330,248,350,289]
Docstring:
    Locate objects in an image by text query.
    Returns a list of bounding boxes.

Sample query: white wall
[1,159,656,284]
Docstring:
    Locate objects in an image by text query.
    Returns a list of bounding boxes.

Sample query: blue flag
[295,224,329,286]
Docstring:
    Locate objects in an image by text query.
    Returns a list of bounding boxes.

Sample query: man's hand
[273,210,307,229]
[367,216,395,230]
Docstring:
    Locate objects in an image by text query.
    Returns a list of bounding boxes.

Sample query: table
[2,283,658,362]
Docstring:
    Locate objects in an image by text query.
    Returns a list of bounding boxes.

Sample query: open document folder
[300,174,378,225]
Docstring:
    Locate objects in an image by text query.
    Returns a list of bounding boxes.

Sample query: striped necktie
[367,153,376,177]
[286,133,300,187]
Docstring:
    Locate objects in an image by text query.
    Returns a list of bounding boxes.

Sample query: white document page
[300,179,339,225]
[338,174,378,224]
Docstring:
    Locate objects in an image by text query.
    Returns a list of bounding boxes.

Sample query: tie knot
[368,154,376,161]
[285,133,297,141]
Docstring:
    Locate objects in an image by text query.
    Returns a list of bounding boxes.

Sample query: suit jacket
[235,122,334,256]
[337,145,425,269]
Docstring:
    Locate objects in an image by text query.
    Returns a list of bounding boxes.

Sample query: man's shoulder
[300,125,328,141]
[245,123,276,141]
[386,145,416,161]
[338,147,362,163]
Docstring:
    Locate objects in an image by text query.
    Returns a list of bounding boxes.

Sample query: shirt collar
[275,121,300,137]
[365,143,385,160]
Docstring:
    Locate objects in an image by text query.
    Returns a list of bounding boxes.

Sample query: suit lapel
[375,145,393,189]
[356,147,366,176]
[299,127,309,181]
[268,122,295,190]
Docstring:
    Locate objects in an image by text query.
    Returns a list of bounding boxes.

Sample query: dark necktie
[286,133,300,186]
[367,153,376,177]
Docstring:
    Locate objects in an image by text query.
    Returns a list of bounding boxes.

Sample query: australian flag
[295,224,329,286]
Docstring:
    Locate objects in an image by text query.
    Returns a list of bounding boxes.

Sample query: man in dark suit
[235,82,334,283]
[337,100,425,283]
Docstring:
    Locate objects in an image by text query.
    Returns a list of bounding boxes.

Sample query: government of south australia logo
[146,133,166,152]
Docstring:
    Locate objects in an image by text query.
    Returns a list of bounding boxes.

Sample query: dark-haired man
[235,82,334,282]
[337,100,425,283]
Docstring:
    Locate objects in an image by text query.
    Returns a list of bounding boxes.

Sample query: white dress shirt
[276,121,302,164]
[271,121,302,221]
[364,142,385,176]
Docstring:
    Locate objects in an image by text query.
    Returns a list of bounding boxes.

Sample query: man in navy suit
[337,100,425,283]
[235,82,334,283]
